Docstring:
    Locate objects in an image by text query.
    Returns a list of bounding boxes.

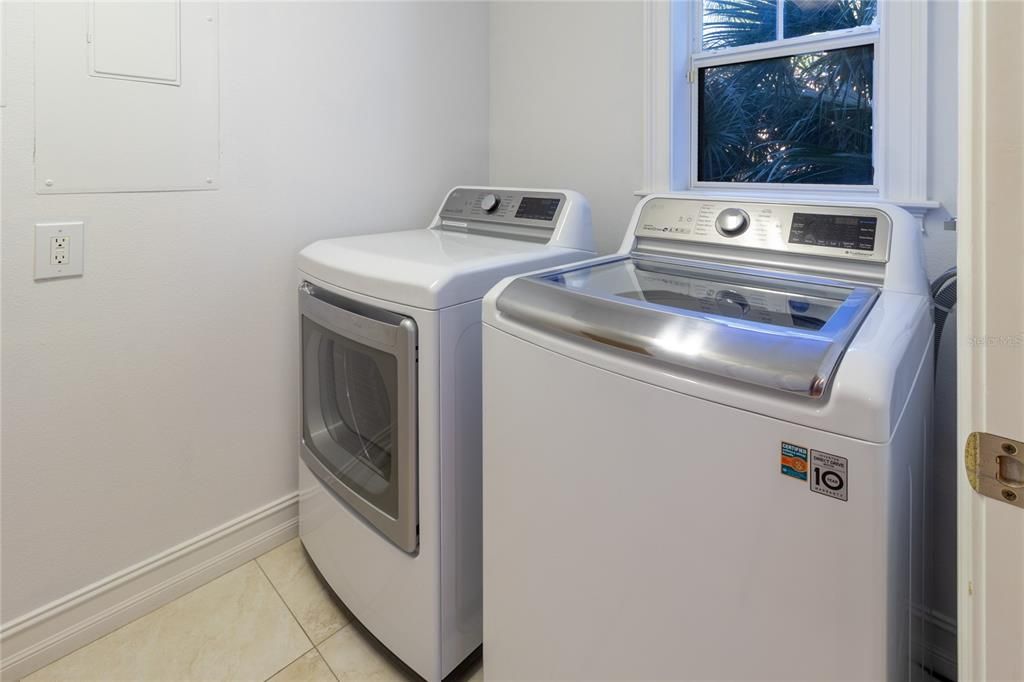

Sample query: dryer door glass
[299,284,418,553]
[305,317,397,510]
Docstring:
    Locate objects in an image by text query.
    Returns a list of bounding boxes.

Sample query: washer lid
[298,228,587,310]
[495,256,878,398]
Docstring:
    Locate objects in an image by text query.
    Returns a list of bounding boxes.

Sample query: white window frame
[642,0,934,213]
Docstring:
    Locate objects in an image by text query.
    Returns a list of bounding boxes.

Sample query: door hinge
[965,431,1024,509]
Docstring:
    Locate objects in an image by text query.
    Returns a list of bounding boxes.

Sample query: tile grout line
[252,550,349,682]
[261,645,317,682]
[313,625,350,682]
[252,557,314,646]
[252,557,325,682]
[253,540,354,647]
[313,640,343,682]
[258,544,435,682]
[255,544,351,682]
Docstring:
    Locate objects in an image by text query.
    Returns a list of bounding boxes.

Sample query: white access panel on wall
[34,1,218,194]
[90,2,181,85]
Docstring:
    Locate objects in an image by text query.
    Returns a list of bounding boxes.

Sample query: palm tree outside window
[694,0,878,185]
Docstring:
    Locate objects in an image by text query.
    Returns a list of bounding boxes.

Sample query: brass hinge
[966,432,1024,508]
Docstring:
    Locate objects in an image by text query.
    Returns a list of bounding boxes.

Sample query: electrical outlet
[35,222,84,280]
[51,236,70,265]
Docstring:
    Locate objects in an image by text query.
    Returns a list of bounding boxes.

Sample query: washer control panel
[634,198,892,262]
[439,188,566,229]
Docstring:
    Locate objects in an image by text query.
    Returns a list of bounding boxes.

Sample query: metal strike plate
[965,432,1024,509]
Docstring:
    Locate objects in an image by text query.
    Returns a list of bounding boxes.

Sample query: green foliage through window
[702,0,777,50]
[698,45,874,184]
[702,0,877,50]
[784,0,876,39]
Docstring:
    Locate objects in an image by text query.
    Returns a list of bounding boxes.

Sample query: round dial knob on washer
[481,193,500,213]
[715,208,750,237]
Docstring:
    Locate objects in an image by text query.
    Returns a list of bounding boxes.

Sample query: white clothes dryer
[482,196,932,680]
[297,187,594,680]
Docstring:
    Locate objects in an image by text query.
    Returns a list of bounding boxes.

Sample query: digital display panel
[515,197,560,222]
[789,213,877,251]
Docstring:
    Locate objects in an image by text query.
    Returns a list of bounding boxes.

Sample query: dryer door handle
[299,283,416,355]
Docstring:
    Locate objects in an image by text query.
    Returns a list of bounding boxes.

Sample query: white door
[957,1,1024,680]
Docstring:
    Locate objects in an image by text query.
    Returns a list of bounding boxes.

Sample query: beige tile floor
[23,538,483,682]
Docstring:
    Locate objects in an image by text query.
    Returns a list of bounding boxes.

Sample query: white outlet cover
[35,221,84,280]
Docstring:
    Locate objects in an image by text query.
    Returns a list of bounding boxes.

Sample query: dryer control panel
[634,198,892,263]
[439,189,566,230]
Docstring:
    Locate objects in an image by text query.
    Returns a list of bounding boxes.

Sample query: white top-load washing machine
[296,187,594,680]
[482,196,933,680]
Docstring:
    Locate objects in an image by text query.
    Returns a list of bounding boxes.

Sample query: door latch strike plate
[966,432,1024,509]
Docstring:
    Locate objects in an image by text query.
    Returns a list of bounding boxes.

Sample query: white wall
[490,0,958,279]
[0,1,488,624]
[923,0,959,279]
[490,1,645,255]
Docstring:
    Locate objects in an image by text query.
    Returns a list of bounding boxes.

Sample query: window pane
[784,0,877,39]
[698,45,874,185]
[702,0,778,51]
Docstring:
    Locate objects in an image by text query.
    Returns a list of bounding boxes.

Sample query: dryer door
[299,283,418,553]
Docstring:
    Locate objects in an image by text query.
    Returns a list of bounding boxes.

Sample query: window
[692,0,878,186]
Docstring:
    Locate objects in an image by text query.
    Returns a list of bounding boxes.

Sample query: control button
[481,193,500,213]
[715,208,750,237]
[715,289,750,317]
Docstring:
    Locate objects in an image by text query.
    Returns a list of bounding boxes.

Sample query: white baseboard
[0,493,299,681]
